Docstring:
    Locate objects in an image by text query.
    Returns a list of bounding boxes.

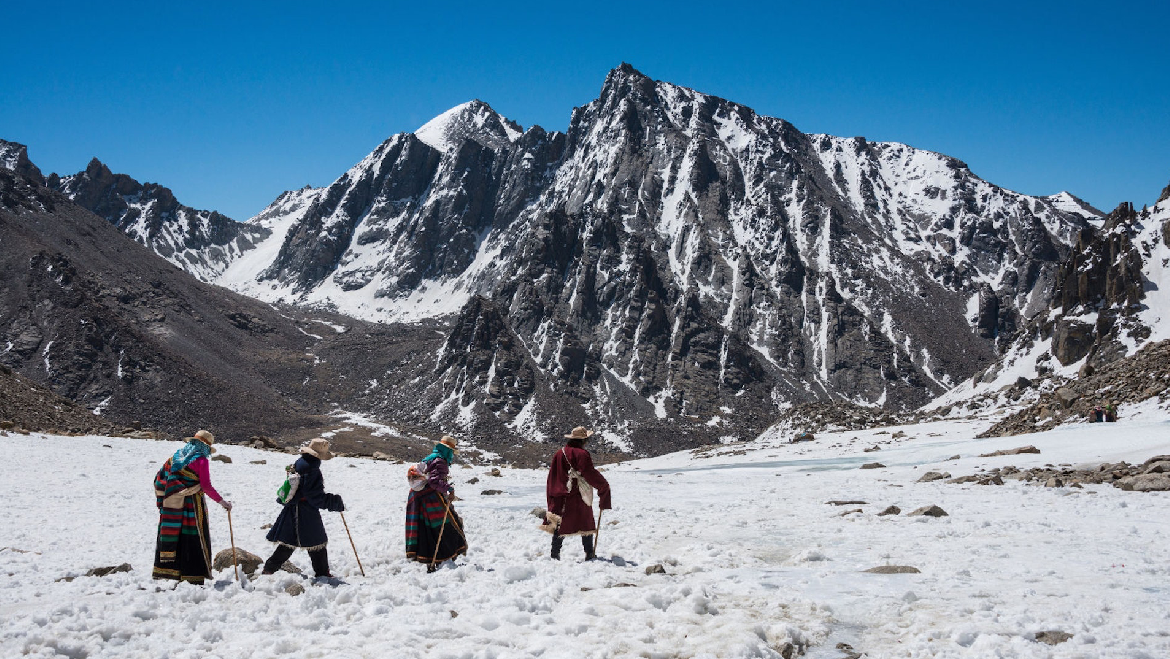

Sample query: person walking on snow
[543,426,611,561]
[405,435,467,572]
[152,429,232,584]
[262,438,345,579]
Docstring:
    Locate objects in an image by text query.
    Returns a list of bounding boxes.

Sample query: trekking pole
[441,495,466,538]
[593,509,604,557]
[430,496,452,568]
[226,508,240,584]
[339,512,365,577]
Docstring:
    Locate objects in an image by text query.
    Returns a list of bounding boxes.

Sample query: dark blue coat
[266,455,344,549]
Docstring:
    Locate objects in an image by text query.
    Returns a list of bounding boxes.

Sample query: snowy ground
[2,412,1170,658]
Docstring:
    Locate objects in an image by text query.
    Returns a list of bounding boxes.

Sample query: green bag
[276,464,300,505]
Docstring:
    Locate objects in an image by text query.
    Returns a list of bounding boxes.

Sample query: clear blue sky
[4,1,1168,221]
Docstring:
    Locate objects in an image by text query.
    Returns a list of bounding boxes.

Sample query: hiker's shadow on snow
[594,555,635,567]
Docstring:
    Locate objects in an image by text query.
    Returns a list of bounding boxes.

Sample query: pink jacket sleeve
[190,458,223,503]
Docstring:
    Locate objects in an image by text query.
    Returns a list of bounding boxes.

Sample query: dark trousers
[264,544,330,577]
[552,531,595,560]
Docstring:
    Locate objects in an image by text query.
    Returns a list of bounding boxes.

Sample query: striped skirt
[152,493,212,584]
[405,489,466,564]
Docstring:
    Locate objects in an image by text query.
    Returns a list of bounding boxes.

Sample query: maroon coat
[546,445,611,536]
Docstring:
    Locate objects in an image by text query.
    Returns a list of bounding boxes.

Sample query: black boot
[551,534,564,560]
[309,547,330,578]
[583,535,596,561]
[262,545,295,575]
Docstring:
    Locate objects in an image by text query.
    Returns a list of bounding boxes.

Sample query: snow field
[2,415,1170,658]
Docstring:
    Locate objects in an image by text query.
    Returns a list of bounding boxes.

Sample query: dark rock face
[1050,202,1149,366]
[47,158,270,279]
[0,140,45,183]
[0,361,121,436]
[1051,318,1096,366]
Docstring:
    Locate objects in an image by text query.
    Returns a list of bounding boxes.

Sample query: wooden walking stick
[340,511,365,577]
[593,509,604,557]
[430,495,453,567]
[226,508,240,584]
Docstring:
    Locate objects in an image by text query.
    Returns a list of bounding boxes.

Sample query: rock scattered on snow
[211,454,232,463]
[645,564,666,575]
[979,445,1040,457]
[285,583,305,596]
[250,459,266,464]
[864,565,920,574]
[908,505,948,517]
[1117,473,1170,491]
[917,471,950,482]
[826,500,867,506]
[466,477,480,484]
[480,489,503,496]
[860,462,886,470]
[1034,630,1073,645]
[877,506,901,516]
[87,563,132,577]
[489,468,502,477]
[213,548,300,575]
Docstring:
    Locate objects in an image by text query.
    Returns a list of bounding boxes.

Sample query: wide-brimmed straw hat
[301,437,334,460]
[564,426,594,440]
[440,435,459,452]
[191,429,217,453]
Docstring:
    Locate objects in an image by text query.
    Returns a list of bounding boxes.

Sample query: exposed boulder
[213,548,301,576]
[1117,474,1170,492]
[908,505,948,517]
[863,565,920,574]
[979,446,1040,457]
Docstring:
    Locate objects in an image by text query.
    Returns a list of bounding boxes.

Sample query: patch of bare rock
[921,454,1170,491]
[864,565,920,574]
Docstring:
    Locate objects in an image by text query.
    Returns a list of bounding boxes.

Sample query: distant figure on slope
[262,438,345,580]
[1104,401,1119,422]
[542,426,611,561]
[152,429,232,585]
[1089,405,1105,423]
[405,435,467,572]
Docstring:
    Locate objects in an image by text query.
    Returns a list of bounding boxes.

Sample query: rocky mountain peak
[0,140,45,184]
[44,157,269,281]
[1159,180,1170,204]
[414,99,523,153]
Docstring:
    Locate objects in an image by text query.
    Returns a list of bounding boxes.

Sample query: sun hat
[440,435,459,452]
[564,426,594,440]
[191,429,217,453]
[301,437,334,460]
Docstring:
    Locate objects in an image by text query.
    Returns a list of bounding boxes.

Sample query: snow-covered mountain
[166,64,1104,449]
[41,156,270,280]
[931,183,1170,415]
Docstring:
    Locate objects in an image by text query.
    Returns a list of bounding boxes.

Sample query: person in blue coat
[262,438,345,578]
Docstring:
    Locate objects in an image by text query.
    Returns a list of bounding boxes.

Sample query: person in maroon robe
[544,426,611,560]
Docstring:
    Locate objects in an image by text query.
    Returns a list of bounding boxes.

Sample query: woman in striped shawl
[152,430,232,584]
[405,435,466,572]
